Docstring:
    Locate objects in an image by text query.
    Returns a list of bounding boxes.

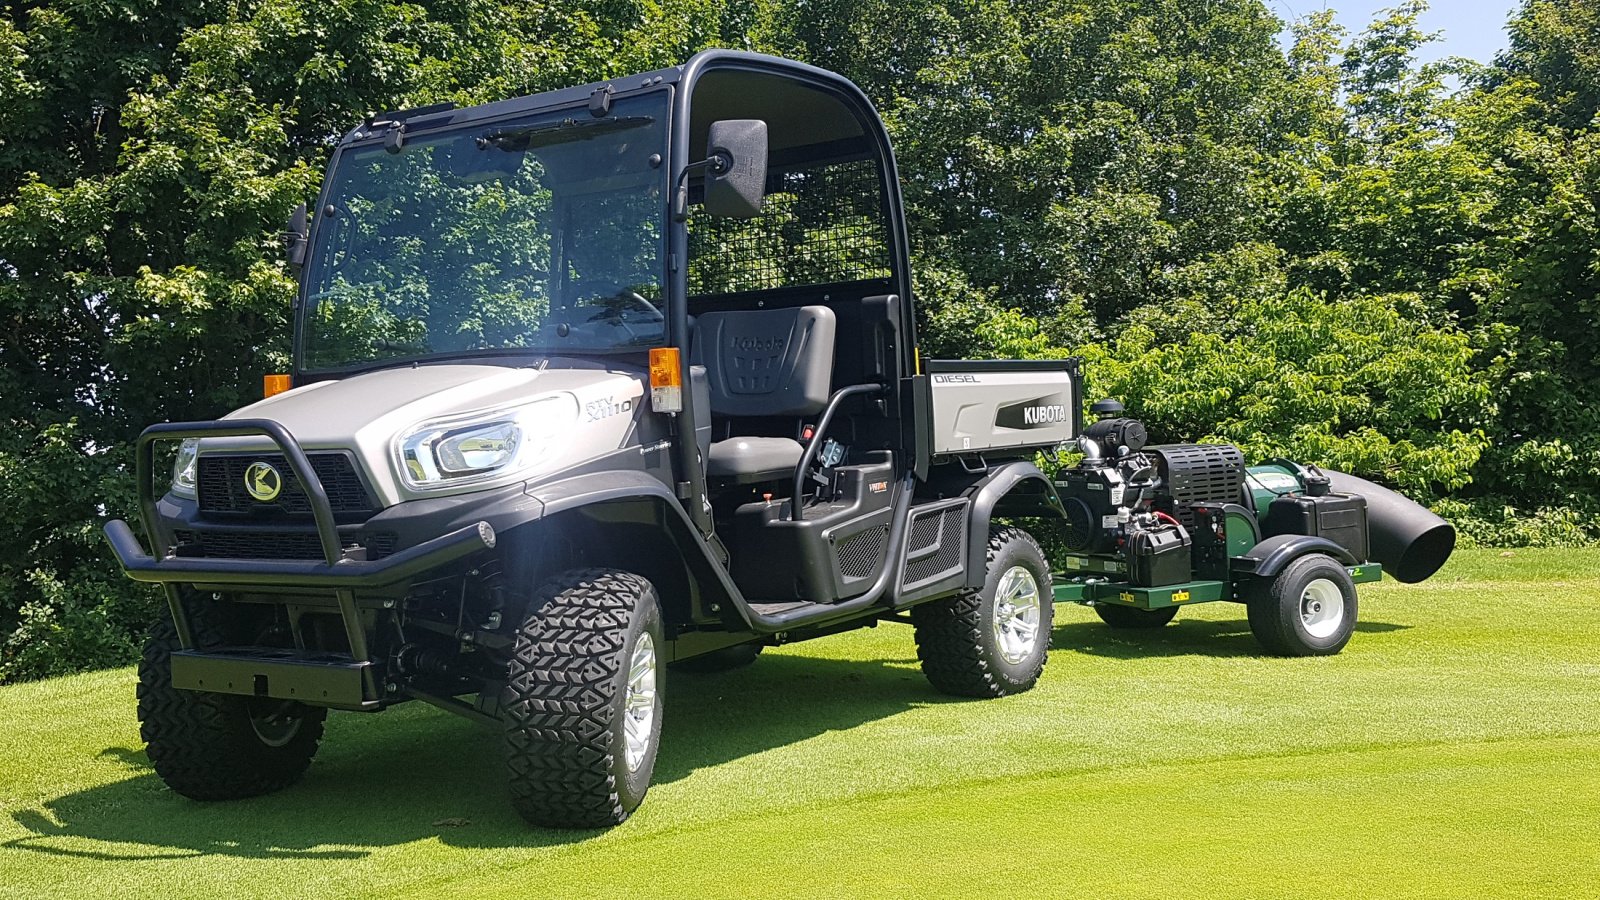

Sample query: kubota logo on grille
[244,461,282,502]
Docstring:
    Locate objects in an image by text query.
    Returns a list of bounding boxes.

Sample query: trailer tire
[503,568,664,828]
[670,642,762,673]
[912,527,1053,698]
[1245,553,1358,656]
[1094,604,1179,629]
[137,601,326,801]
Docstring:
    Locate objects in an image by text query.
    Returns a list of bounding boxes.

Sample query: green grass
[3,548,1598,899]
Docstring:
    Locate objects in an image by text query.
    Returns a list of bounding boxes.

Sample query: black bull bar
[102,419,496,675]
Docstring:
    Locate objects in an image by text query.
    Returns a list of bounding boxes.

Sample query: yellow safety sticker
[1119,592,1135,603]
[1171,590,1191,603]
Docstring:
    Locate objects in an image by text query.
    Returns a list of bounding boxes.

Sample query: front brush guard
[103,419,496,657]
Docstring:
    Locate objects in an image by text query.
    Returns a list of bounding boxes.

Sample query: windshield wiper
[478,115,654,152]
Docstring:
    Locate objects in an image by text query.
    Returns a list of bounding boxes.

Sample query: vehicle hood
[200,363,646,505]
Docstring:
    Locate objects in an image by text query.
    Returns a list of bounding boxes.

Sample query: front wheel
[503,568,664,828]
[138,605,326,801]
[911,527,1053,698]
[1245,553,1358,656]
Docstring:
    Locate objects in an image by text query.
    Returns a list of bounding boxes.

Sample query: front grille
[173,528,332,560]
[365,531,398,560]
[198,453,374,516]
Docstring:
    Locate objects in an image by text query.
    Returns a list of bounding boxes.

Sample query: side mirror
[285,202,309,267]
[703,119,768,219]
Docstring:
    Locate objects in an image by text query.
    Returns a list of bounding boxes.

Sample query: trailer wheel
[1245,553,1358,656]
[670,642,762,673]
[912,527,1053,698]
[503,568,664,828]
[137,601,326,801]
[1094,604,1179,629]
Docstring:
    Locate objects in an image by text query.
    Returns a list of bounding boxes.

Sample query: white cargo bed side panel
[928,362,1078,455]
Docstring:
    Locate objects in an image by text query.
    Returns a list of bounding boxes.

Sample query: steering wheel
[580,288,664,340]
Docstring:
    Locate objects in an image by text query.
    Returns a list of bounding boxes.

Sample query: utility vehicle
[105,51,1454,828]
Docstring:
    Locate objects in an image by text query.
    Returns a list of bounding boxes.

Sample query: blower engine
[1056,400,1249,587]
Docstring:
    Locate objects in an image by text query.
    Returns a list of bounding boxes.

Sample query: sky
[1270,1,1524,64]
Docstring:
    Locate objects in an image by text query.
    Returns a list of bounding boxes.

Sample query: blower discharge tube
[1244,463,1456,584]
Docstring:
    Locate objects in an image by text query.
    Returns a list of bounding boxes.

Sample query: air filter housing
[1147,444,1246,529]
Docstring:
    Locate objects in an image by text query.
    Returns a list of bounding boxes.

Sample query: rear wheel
[137,600,326,800]
[911,527,1053,698]
[1094,604,1179,629]
[1245,553,1358,656]
[503,568,664,828]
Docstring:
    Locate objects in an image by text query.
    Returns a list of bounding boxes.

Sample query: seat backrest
[691,306,836,417]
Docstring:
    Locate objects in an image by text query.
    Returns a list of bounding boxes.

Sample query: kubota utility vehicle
[105,51,1455,828]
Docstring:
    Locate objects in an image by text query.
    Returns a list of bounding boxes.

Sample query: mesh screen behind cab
[687,158,891,295]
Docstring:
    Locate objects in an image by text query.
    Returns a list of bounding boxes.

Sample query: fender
[364,470,749,629]
[1233,533,1358,579]
[960,461,1067,590]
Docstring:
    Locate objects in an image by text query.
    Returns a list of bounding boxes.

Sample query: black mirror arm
[670,154,733,221]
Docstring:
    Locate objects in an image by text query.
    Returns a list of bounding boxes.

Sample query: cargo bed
[923,359,1081,457]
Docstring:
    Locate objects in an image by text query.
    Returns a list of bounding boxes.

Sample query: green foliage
[2,0,1598,681]
[1085,289,1490,495]
[1434,497,1600,549]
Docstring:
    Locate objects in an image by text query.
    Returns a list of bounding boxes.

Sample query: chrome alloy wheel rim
[622,632,658,773]
[1300,578,1346,639]
[993,566,1042,664]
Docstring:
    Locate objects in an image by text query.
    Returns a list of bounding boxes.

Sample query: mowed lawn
[2,549,1598,899]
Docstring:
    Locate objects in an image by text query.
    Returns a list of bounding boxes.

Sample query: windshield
[298,93,669,372]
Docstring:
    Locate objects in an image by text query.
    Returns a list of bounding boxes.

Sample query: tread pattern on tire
[911,526,1049,698]
[503,568,649,828]
[137,602,325,801]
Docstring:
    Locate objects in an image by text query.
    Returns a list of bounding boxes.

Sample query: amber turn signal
[263,373,293,398]
[648,347,683,413]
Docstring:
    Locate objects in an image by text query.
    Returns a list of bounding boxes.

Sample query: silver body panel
[198,364,647,506]
[928,364,1078,455]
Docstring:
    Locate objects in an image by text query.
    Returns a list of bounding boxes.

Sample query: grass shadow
[4,651,940,862]
[1053,616,1412,659]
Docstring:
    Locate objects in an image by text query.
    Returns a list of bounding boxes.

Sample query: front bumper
[105,418,498,666]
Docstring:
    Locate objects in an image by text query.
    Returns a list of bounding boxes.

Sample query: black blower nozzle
[1323,470,1456,583]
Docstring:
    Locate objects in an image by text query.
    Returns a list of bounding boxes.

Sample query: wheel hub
[622,632,658,773]
[1299,578,1346,639]
[247,700,304,748]
[993,566,1042,664]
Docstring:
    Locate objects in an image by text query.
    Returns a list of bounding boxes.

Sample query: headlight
[396,399,573,490]
[171,439,200,498]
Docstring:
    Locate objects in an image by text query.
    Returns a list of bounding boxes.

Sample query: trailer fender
[1233,533,1358,580]
[960,461,1066,591]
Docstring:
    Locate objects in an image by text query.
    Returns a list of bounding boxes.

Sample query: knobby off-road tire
[911,527,1054,698]
[1245,552,1358,657]
[669,641,762,673]
[137,601,326,801]
[1094,603,1179,629]
[503,568,664,828]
